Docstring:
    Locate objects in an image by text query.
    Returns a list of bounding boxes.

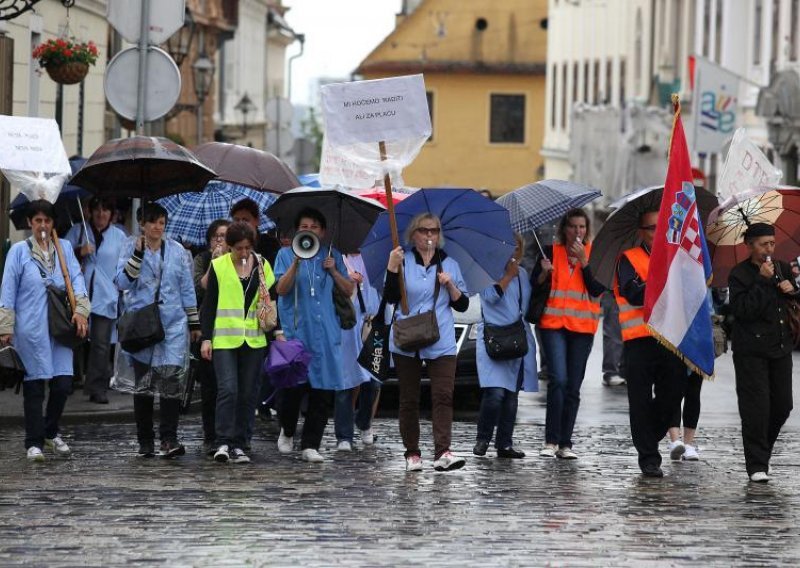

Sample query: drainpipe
[287,33,305,101]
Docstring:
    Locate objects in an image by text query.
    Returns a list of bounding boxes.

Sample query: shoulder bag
[483,276,530,360]
[392,256,442,352]
[255,254,278,332]
[117,242,166,353]
[525,260,551,325]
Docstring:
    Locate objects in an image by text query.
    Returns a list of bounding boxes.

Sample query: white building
[542,0,800,199]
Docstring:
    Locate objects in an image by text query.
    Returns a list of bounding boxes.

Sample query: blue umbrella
[360,188,516,294]
[496,180,601,233]
[157,180,278,247]
[298,173,321,188]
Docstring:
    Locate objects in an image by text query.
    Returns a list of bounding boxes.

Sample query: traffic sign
[107,0,185,45]
[105,46,181,121]
[265,97,294,158]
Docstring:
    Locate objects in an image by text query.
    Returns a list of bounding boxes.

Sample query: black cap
[743,222,775,240]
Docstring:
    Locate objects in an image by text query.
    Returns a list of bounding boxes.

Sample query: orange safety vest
[539,244,601,334]
[613,247,651,342]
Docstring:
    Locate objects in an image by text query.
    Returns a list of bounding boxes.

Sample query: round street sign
[107,0,185,45]
[104,47,182,121]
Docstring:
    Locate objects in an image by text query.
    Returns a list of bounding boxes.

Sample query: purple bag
[263,338,311,389]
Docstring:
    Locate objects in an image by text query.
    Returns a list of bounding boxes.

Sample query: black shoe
[641,464,664,478]
[89,393,109,404]
[202,441,216,457]
[137,441,155,458]
[159,440,186,459]
[497,447,526,459]
[473,440,489,456]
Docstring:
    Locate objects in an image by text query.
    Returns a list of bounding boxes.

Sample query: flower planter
[45,61,89,85]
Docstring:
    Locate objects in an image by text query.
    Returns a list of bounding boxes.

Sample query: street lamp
[192,51,215,144]
[165,7,195,68]
[235,93,257,138]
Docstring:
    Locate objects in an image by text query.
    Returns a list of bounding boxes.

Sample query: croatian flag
[644,97,715,378]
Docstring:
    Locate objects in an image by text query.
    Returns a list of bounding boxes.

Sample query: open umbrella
[497,180,602,233]
[266,186,385,254]
[589,184,718,289]
[706,187,800,287]
[70,136,216,199]
[193,142,300,193]
[355,188,411,207]
[157,181,278,247]
[360,187,516,294]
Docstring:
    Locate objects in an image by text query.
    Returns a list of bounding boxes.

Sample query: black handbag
[357,297,392,381]
[392,258,442,352]
[483,277,529,360]
[333,285,357,330]
[118,242,166,353]
[525,265,551,325]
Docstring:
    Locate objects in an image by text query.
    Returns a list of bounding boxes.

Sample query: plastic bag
[110,335,191,400]
[2,170,69,204]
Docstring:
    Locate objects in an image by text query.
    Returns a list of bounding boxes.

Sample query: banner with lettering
[692,57,740,154]
[0,116,70,174]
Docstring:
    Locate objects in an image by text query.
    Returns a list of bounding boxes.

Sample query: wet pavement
[1,347,799,566]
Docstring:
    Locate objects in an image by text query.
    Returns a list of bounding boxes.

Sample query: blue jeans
[213,345,266,448]
[540,328,594,448]
[477,388,520,449]
[334,381,381,443]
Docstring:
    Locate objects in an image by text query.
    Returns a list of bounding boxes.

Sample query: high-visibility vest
[211,254,274,350]
[539,244,601,334]
[613,247,651,342]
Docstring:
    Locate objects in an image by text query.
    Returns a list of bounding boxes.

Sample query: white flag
[692,57,740,154]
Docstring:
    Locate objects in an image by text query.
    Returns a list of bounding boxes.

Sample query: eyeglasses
[416,227,441,236]
[639,225,657,231]
[212,233,226,241]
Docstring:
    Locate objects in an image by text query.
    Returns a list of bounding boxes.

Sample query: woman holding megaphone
[273,207,354,463]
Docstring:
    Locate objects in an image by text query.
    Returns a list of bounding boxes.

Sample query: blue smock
[65,223,127,320]
[0,239,87,380]
[476,268,538,392]
[340,254,381,389]
[389,251,466,359]
[274,246,351,391]
[114,238,196,367]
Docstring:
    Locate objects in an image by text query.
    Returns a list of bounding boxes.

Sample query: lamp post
[192,51,214,144]
[235,93,256,140]
[165,6,195,68]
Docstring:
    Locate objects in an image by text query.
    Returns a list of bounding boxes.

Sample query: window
[490,94,526,143]
[561,63,568,129]
[605,58,613,104]
[791,0,799,61]
[619,58,627,106]
[593,60,600,104]
[550,64,558,129]
[770,0,780,63]
[583,61,590,102]
[572,62,579,107]
[426,91,434,141]
[754,0,763,64]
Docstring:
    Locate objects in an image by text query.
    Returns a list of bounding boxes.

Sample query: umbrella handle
[530,230,548,260]
[379,141,409,315]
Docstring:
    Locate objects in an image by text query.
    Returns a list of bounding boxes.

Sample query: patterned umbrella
[158,181,277,247]
[496,180,602,234]
[706,187,800,287]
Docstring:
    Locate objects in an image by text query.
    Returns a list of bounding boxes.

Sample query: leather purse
[483,277,529,360]
[333,286,357,330]
[392,259,442,352]
[118,243,166,353]
[255,254,278,332]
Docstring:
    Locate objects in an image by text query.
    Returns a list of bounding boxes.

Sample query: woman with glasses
[532,208,605,460]
[385,213,469,472]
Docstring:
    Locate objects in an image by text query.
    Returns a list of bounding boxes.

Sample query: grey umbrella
[589,184,719,289]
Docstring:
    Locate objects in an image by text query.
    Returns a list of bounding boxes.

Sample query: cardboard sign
[717,128,782,200]
[0,116,70,174]
[321,74,432,146]
[319,135,380,189]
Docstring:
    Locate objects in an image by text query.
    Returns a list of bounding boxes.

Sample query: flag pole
[379,140,409,314]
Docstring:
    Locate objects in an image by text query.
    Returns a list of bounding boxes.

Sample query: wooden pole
[51,228,77,312]
[379,140,408,314]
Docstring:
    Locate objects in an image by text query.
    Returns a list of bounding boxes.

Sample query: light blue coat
[274,246,352,391]
[340,254,381,389]
[114,238,196,367]
[0,239,87,380]
[476,268,538,392]
[65,223,127,320]
[389,251,466,359]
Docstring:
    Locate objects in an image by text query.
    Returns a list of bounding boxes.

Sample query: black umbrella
[589,184,718,289]
[70,136,216,199]
[266,187,385,254]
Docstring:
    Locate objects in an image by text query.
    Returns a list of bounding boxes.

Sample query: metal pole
[135,0,150,134]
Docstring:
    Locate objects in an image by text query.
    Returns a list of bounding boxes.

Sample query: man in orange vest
[615,209,688,477]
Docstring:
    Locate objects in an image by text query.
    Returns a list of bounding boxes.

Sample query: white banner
[319,135,382,189]
[0,116,70,174]
[692,57,740,154]
[321,74,431,146]
[717,128,782,201]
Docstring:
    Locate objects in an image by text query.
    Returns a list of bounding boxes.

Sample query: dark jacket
[728,258,798,358]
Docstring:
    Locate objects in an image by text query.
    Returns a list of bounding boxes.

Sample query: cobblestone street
[2,349,800,566]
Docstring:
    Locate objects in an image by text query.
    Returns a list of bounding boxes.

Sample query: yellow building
[356,0,548,196]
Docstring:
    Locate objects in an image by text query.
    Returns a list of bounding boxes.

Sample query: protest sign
[0,116,70,174]
[717,128,782,201]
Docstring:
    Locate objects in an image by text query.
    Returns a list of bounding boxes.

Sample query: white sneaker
[44,436,71,456]
[603,374,626,386]
[556,446,578,459]
[668,440,685,461]
[336,440,353,452]
[231,448,250,464]
[26,446,45,462]
[214,445,230,463]
[433,451,466,472]
[682,444,700,461]
[277,429,294,454]
[360,428,375,445]
[405,455,423,472]
[750,471,770,483]
[539,443,557,458]
[301,448,325,463]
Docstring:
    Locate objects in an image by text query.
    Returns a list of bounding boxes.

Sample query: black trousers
[23,376,72,449]
[624,337,687,470]
[733,352,793,476]
[134,395,181,444]
[279,384,333,451]
[84,315,115,397]
[670,372,703,430]
[191,341,217,444]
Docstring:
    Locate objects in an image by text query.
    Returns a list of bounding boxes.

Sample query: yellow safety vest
[211,253,275,349]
